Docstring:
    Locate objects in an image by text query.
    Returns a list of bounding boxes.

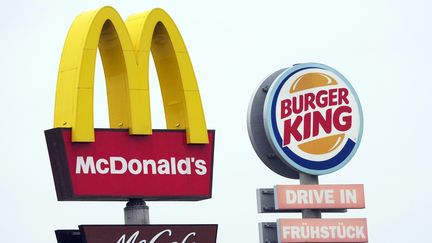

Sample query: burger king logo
[263,63,363,175]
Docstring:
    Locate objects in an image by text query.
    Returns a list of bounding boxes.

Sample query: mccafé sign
[45,6,215,201]
[56,225,218,243]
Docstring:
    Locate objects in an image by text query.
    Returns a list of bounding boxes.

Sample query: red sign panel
[277,218,368,242]
[275,184,365,210]
[55,225,218,243]
[78,225,218,243]
[45,128,215,201]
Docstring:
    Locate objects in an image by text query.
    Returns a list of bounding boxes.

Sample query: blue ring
[263,63,363,175]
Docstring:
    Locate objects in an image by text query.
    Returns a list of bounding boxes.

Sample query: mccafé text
[117,230,196,243]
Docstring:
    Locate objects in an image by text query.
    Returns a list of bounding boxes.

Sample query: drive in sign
[274,184,365,210]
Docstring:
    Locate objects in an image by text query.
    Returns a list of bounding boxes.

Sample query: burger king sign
[248,63,363,176]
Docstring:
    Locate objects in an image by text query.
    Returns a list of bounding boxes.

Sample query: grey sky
[0,0,430,242]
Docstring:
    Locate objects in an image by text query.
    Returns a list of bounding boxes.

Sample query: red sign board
[55,225,218,243]
[45,128,215,201]
[275,184,365,210]
[277,218,368,242]
[79,225,217,243]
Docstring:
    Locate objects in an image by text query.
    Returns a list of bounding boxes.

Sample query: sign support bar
[259,222,278,243]
[124,199,150,224]
[299,173,321,219]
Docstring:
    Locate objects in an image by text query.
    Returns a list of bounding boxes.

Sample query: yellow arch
[54,6,208,144]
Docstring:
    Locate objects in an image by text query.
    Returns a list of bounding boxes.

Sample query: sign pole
[299,173,322,219]
[124,199,150,224]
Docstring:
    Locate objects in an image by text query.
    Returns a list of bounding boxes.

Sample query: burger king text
[281,88,352,146]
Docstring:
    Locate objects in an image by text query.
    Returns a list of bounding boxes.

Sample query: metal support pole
[124,199,150,224]
[299,173,322,219]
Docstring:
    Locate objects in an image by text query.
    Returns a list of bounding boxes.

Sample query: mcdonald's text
[45,128,215,201]
[75,156,207,176]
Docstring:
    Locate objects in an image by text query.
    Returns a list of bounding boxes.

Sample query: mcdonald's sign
[45,6,215,201]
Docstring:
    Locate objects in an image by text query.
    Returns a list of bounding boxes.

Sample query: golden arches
[54,6,208,144]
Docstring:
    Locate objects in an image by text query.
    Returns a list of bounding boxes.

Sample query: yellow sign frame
[54,6,208,144]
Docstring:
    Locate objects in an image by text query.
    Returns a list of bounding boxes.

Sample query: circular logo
[263,63,363,175]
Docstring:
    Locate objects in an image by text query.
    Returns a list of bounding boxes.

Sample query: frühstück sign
[275,184,365,210]
[277,218,368,243]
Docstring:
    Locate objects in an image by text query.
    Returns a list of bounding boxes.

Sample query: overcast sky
[1,0,431,242]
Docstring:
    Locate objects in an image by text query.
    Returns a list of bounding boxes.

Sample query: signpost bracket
[259,222,278,243]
